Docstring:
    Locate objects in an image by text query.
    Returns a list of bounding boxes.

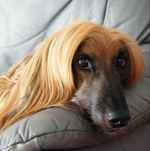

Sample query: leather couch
[0,0,150,150]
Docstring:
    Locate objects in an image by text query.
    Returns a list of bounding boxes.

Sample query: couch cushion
[0,107,102,150]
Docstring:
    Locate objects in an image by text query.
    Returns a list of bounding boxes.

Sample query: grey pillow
[0,107,102,151]
[125,45,150,130]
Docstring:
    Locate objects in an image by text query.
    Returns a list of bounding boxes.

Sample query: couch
[0,0,150,150]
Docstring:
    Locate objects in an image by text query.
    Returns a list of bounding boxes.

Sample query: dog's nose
[107,112,130,128]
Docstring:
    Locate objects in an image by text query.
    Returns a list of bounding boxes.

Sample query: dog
[0,21,143,135]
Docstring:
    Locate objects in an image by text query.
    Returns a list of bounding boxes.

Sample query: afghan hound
[0,21,143,135]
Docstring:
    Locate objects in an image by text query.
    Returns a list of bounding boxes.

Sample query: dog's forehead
[79,37,109,61]
[77,29,130,64]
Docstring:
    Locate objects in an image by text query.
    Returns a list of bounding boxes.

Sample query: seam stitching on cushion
[1,129,92,150]
[102,0,109,25]
[43,0,73,37]
[137,22,150,44]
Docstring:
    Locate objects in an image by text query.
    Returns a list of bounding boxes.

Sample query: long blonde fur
[0,21,143,131]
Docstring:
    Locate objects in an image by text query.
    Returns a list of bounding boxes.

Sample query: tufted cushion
[0,107,102,150]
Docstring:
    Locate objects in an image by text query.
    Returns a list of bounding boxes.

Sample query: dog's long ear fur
[108,29,144,85]
[0,21,144,130]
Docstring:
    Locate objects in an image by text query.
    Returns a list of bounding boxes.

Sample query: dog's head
[72,35,132,135]
[39,21,143,135]
[0,21,143,133]
[56,22,143,135]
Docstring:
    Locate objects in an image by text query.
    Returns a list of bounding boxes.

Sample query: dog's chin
[93,116,129,136]
[103,126,128,136]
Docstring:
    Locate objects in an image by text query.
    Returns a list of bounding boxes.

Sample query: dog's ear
[125,40,144,86]
[109,28,144,86]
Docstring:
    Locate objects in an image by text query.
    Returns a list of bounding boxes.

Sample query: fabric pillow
[0,107,103,150]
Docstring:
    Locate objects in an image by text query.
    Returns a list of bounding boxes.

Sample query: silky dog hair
[0,22,143,131]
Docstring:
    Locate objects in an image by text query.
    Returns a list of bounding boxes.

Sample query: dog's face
[72,34,131,135]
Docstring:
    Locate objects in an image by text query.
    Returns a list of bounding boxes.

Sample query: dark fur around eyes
[72,45,131,88]
[73,53,96,72]
[113,45,131,86]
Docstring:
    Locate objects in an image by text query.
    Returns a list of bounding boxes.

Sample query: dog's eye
[77,54,94,71]
[113,46,130,86]
[116,57,127,68]
[114,51,128,69]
